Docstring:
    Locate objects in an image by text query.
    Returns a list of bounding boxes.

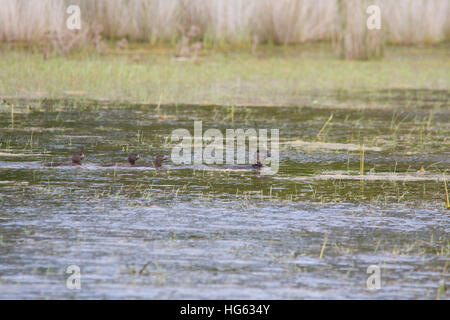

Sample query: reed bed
[334,0,385,59]
[1,0,449,46]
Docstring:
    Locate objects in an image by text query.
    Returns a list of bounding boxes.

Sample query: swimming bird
[101,153,140,167]
[44,151,85,167]
[252,149,270,169]
[153,154,168,168]
[217,149,271,171]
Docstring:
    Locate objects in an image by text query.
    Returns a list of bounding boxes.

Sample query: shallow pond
[0,91,448,299]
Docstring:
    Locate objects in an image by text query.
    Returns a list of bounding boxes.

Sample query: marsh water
[0,91,448,299]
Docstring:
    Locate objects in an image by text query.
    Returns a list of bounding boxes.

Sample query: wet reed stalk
[231,105,235,123]
[317,113,333,140]
[10,104,14,128]
[436,280,445,300]
[444,173,449,210]
[319,232,328,259]
[360,143,365,176]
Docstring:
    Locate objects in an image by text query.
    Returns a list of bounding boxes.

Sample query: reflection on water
[0,92,448,299]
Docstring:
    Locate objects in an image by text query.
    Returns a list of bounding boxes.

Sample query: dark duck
[252,149,270,169]
[153,154,168,168]
[101,153,140,167]
[44,151,85,167]
[219,149,270,171]
[133,154,167,168]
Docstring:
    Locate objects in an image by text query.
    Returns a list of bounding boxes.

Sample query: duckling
[131,154,167,170]
[218,149,270,171]
[44,151,85,167]
[101,153,140,167]
[126,153,140,166]
[154,154,168,168]
[252,149,270,169]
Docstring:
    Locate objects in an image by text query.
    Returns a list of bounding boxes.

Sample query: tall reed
[335,0,385,60]
[0,0,448,48]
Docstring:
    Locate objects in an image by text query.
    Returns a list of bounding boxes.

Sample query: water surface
[0,92,448,299]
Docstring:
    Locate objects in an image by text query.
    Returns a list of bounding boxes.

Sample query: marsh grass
[0,44,448,105]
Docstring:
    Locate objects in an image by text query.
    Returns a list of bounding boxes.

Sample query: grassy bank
[1,43,448,107]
